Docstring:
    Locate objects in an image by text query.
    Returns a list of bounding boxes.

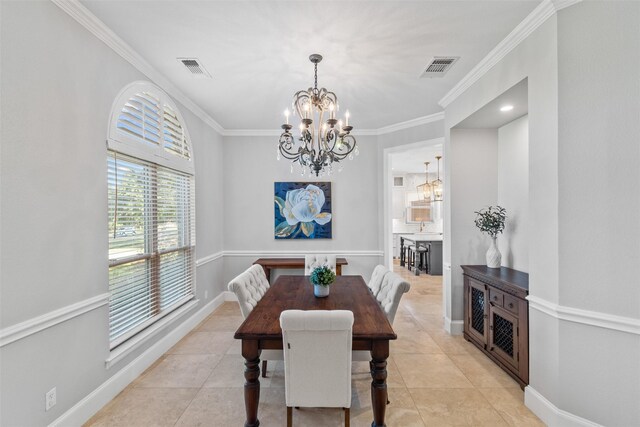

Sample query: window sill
[105,299,199,369]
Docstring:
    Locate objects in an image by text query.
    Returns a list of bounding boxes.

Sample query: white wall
[497,115,529,272]
[445,2,640,425]
[555,2,640,425]
[0,2,224,425]
[222,134,382,283]
[444,13,561,408]
[447,129,498,324]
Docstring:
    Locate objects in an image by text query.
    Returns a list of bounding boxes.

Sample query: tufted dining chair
[352,271,410,362]
[367,264,390,297]
[304,254,337,275]
[280,309,354,427]
[228,265,283,377]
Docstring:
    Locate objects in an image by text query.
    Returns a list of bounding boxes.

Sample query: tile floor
[86,262,544,426]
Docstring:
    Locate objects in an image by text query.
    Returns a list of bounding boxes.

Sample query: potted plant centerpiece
[474,205,507,268]
[310,265,336,297]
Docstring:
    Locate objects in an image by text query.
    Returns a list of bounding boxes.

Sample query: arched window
[107,81,195,349]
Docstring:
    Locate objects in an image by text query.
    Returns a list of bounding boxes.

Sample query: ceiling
[391,144,443,174]
[454,78,528,128]
[83,1,540,131]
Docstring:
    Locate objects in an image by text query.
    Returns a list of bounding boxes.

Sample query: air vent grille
[421,56,459,78]
[177,58,212,78]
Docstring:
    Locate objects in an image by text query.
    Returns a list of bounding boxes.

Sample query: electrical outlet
[205,290,208,299]
[45,387,56,411]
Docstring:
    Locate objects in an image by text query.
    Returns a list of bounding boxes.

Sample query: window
[107,82,195,349]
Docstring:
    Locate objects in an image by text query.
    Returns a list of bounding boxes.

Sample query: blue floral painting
[274,182,332,239]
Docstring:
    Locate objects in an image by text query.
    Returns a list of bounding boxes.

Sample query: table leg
[242,340,261,427]
[400,238,405,267]
[337,265,342,276]
[370,340,389,427]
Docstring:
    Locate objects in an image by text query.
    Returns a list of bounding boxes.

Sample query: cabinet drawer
[504,294,519,315]
[489,288,504,307]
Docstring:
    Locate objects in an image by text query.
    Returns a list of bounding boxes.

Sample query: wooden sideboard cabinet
[462,265,529,388]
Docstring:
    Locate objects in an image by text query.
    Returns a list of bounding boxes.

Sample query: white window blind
[107,151,195,348]
[107,82,195,349]
[115,92,191,161]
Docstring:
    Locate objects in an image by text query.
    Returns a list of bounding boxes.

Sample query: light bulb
[345,110,350,126]
[284,109,290,124]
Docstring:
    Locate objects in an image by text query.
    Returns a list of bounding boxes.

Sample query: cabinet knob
[508,303,514,308]
[493,296,498,300]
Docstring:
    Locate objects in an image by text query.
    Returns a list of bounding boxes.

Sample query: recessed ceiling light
[500,105,514,112]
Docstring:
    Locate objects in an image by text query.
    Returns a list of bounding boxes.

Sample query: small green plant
[474,206,507,237]
[310,265,336,287]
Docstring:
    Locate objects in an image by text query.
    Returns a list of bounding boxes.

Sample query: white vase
[314,284,330,297]
[486,236,502,268]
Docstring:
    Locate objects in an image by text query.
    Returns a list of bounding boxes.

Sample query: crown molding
[553,0,582,12]
[221,112,444,137]
[439,0,582,108]
[221,129,283,137]
[375,112,445,135]
[51,0,224,134]
[52,0,446,137]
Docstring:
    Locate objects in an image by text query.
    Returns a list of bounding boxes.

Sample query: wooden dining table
[234,274,397,427]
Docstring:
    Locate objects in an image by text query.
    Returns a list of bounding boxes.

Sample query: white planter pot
[313,284,330,297]
[486,236,502,268]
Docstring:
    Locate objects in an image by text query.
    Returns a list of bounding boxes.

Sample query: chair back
[246,264,270,289]
[367,264,390,297]
[280,310,353,409]
[227,267,270,319]
[376,272,411,325]
[304,254,337,275]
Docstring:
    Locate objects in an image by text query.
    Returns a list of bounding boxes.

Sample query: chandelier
[277,54,358,177]
[432,155,443,201]
[415,156,444,202]
[416,161,432,201]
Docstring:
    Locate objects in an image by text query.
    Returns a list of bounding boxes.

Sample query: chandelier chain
[314,62,318,91]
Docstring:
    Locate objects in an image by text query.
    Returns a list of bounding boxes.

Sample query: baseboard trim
[0,293,109,348]
[49,291,228,427]
[525,386,603,427]
[528,295,640,336]
[444,317,463,335]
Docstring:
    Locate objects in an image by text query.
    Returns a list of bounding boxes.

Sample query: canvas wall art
[274,182,332,239]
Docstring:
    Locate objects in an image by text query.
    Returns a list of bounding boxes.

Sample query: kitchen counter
[399,234,443,275]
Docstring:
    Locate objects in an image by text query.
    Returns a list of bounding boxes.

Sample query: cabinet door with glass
[488,305,519,370]
[465,278,488,347]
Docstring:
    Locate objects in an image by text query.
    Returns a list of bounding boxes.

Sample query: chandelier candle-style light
[277,54,358,177]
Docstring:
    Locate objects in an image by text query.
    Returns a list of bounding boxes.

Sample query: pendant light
[416,161,432,202]
[432,156,443,201]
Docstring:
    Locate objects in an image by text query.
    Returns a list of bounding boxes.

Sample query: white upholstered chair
[304,254,337,275]
[227,265,283,377]
[367,264,390,297]
[280,309,354,427]
[353,271,410,362]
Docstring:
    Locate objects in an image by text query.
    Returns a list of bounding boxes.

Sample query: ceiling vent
[420,56,459,78]
[177,58,212,78]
